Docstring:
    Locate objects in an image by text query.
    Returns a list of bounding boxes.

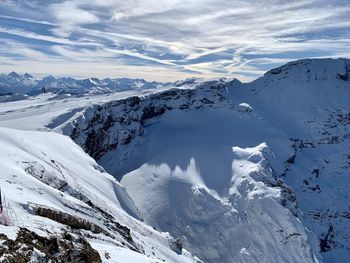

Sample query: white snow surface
[122,142,316,262]
[0,90,157,131]
[0,127,199,263]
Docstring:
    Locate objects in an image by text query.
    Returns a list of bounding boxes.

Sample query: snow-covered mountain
[0,72,168,95]
[0,127,200,262]
[0,58,349,262]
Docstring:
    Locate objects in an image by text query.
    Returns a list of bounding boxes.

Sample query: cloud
[49,1,100,36]
[0,0,349,81]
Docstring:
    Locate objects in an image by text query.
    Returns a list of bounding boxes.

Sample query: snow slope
[0,127,200,262]
[0,88,166,131]
[122,142,317,262]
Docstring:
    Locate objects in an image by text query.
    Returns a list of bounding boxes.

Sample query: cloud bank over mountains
[0,0,349,81]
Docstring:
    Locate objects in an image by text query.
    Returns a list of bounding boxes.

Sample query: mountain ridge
[1,58,349,97]
[0,72,171,95]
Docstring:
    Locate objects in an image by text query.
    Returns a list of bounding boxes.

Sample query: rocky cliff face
[67,79,237,162]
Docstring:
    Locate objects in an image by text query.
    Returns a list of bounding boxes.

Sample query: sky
[0,0,350,82]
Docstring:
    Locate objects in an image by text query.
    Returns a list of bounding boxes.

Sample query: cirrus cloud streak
[0,0,349,81]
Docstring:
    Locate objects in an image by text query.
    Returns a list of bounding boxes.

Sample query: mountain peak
[264,58,350,82]
[43,75,56,81]
[23,73,33,79]
[8,71,20,78]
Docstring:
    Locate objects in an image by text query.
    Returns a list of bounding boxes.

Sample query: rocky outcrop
[337,63,350,81]
[0,228,101,263]
[34,206,135,248]
[320,225,335,252]
[35,206,104,234]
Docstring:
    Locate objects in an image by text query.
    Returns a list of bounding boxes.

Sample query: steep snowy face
[248,58,350,262]
[0,127,200,263]
[122,143,315,263]
[252,58,350,114]
[263,58,350,82]
[284,140,350,262]
[243,59,350,154]
[235,58,350,263]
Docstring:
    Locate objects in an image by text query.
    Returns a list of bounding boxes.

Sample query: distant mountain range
[0,72,169,95]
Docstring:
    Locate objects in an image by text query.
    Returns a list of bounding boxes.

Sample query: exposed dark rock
[320,225,335,252]
[35,205,138,252]
[0,227,102,263]
[35,206,104,234]
[24,162,67,191]
[69,83,233,161]
[175,238,183,251]
[276,179,298,215]
[337,73,349,81]
[303,179,309,185]
[309,184,321,192]
[170,238,183,254]
[127,96,141,107]
[267,67,283,75]
[341,212,350,219]
[311,168,319,178]
[141,105,167,122]
[336,64,350,81]
[286,154,296,165]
